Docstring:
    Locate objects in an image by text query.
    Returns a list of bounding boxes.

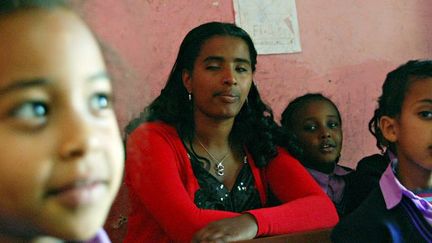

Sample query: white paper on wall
[233,0,301,55]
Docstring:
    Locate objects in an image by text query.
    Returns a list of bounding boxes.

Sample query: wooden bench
[235,228,333,243]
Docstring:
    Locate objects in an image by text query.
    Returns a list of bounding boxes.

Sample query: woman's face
[0,8,124,240]
[292,100,343,169]
[182,36,253,121]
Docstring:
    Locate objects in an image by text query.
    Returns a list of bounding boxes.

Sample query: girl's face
[182,36,253,121]
[381,78,432,187]
[0,9,124,240]
[292,100,342,170]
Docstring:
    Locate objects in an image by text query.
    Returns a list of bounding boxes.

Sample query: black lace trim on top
[187,148,262,212]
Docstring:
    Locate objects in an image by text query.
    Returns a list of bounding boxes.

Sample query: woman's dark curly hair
[0,0,68,14]
[279,93,341,162]
[369,59,432,153]
[126,21,279,167]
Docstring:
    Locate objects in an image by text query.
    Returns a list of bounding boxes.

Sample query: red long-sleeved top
[124,122,338,242]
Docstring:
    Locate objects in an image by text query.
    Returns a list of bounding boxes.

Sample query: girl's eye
[328,121,340,129]
[303,124,317,132]
[418,111,432,119]
[12,101,48,119]
[10,101,49,128]
[89,93,112,113]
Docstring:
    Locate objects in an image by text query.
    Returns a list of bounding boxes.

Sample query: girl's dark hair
[126,21,278,167]
[279,93,341,161]
[0,1,134,129]
[0,0,67,14]
[369,59,432,153]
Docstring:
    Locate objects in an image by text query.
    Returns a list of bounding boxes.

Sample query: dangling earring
[188,93,192,101]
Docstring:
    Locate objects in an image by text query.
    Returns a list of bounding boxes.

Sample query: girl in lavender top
[0,0,124,242]
[332,60,432,242]
[280,93,354,216]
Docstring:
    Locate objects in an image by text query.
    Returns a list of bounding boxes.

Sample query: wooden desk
[235,228,333,243]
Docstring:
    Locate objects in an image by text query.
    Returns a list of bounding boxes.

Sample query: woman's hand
[191,213,258,243]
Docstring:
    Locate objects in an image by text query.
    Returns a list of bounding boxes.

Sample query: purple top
[86,229,111,243]
[307,165,351,204]
[379,155,432,225]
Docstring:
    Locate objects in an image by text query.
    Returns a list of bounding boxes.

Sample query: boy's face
[382,78,432,188]
[292,100,343,171]
[0,9,124,240]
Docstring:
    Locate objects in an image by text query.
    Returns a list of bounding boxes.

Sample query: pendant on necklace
[195,136,228,177]
[215,162,225,176]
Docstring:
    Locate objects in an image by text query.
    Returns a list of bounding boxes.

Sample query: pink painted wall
[80,0,432,168]
[76,1,432,241]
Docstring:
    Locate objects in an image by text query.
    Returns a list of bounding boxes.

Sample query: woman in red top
[125,22,338,243]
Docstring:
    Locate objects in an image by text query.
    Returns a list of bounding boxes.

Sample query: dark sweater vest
[331,187,432,243]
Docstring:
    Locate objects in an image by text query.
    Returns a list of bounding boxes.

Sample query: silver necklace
[196,136,229,176]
